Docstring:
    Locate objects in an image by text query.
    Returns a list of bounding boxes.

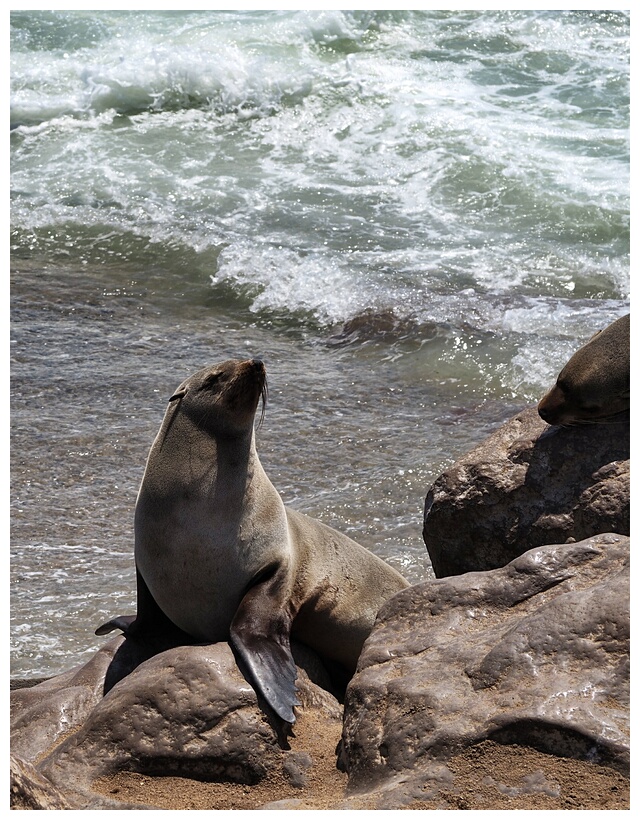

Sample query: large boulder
[10,640,343,809]
[340,534,629,807]
[423,406,629,577]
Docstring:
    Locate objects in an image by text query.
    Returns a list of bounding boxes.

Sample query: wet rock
[340,534,629,807]
[423,406,629,577]
[10,640,342,810]
[325,309,436,346]
[10,677,50,690]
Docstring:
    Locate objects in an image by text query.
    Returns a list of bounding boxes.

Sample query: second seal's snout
[537,402,554,424]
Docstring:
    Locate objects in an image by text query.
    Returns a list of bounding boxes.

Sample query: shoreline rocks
[423,406,629,577]
[11,640,344,810]
[11,403,631,809]
[11,535,629,810]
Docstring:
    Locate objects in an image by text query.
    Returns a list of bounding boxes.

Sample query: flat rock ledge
[339,533,629,809]
[423,406,630,576]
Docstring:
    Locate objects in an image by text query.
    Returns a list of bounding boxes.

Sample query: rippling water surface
[10,9,629,677]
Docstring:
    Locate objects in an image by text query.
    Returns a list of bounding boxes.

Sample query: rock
[423,406,629,576]
[340,534,629,806]
[325,310,429,346]
[11,637,123,763]
[10,677,50,690]
[10,755,75,810]
[10,640,343,809]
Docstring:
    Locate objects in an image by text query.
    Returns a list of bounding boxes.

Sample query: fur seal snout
[538,314,630,427]
[96,357,409,730]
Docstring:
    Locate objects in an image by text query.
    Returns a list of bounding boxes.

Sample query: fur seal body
[96,358,409,726]
[538,314,630,427]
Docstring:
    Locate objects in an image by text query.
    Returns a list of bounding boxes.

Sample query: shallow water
[10,10,629,677]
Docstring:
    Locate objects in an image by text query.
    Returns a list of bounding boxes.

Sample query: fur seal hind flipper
[230,565,301,727]
[95,615,136,636]
[96,570,194,694]
[95,569,190,643]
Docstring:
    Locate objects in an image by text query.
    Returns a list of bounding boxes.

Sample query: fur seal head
[168,357,268,436]
[538,314,630,427]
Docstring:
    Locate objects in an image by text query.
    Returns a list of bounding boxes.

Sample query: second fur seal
[538,313,630,427]
[96,358,409,727]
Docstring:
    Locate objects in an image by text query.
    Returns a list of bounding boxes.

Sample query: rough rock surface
[10,640,342,810]
[340,534,629,807]
[10,755,74,810]
[423,406,629,576]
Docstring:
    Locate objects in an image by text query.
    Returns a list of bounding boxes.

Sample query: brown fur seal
[96,358,409,727]
[538,314,630,427]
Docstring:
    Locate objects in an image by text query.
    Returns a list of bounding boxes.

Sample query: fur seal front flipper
[95,358,409,731]
[230,565,300,725]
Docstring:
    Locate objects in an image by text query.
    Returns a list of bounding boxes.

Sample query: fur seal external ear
[96,358,409,732]
[538,314,630,427]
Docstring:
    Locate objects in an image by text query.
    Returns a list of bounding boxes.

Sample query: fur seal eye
[202,372,222,389]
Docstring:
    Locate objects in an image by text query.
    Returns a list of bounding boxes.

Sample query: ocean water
[10,10,629,678]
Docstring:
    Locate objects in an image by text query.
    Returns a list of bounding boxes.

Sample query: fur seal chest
[538,314,630,427]
[96,358,409,727]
